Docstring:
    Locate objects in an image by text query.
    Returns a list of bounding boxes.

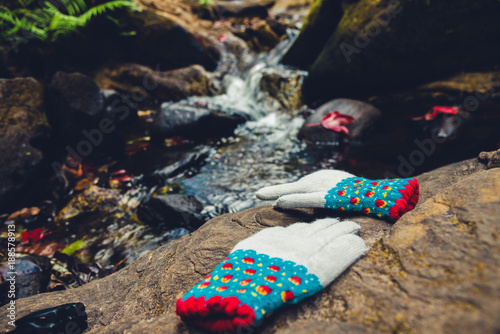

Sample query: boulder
[479,149,500,170]
[281,0,343,68]
[298,98,381,145]
[286,0,500,102]
[0,255,52,305]
[94,64,221,109]
[102,89,139,127]
[55,185,123,224]
[46,72,104,139]
[2,149,500,333]
[259,67,307,112]
[197,0,273,20]
[152,99,247,140]
[46,72,142,158]
[232,19,283,52]
[0,78,50,207]
[121,9,220,71]
[138,194,206,231]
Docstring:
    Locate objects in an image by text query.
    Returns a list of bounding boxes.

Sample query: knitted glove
[176,218,366,333]
[256,170,419,222]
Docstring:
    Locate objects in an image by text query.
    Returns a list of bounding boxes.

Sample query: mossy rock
[285,0,500,103]
[281,0,343,68]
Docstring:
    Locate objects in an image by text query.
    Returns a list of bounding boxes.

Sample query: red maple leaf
[307,111,356,135]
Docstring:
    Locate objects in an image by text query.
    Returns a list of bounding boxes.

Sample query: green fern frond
[17,0,37,8]
[43,1,140,41]
[78,1,140,22]
[0,5,48,42]
[0,0,139,45]
[0,5,16,24]
[60,0,87,16]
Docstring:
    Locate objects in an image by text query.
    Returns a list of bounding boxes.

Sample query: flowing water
[88,32,340,266]
[3,32,342,273]
[148,33,328,217]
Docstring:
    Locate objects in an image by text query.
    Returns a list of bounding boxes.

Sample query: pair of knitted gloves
[176,170,419,333]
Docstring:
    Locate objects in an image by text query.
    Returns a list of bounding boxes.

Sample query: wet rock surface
[259,67,307,112]
[152,100,247,140]
[0,78,50,206]
[54,185,123,224]
[138,194,207,231]
[2,149,500,333]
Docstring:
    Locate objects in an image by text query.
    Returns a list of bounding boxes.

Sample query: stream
[49,31,330,269]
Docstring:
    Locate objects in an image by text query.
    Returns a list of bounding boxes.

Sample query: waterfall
[181,30,300,121]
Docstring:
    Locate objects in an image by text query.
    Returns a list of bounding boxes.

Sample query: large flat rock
[1,150,500,333]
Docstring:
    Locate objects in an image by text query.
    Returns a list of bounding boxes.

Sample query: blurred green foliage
[61,239,86,256]
[0,0,140,46]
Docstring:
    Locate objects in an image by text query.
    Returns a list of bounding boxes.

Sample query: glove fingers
[256,170,355,201]
[256,181,310,200]
[285,219,339,235]
[305,234,367,286]
[250,226,286,238]
[274,192,326,209]
[284,222,312,233]
[320,220,361,243]
[300,218,342,237]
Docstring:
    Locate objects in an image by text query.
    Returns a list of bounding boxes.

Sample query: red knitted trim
[407,180,419,210]
[176,295,255,333]
[388,178,420,222]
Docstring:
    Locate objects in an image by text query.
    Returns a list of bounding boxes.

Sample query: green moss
[281,0,343,68]
[301,0,322,31]
[453,300,477,312]
[392,313,413,333]
[451,218,477,235]
[367,240,404,274]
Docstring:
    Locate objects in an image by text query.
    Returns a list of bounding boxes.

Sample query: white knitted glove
[257,170,355,207]
[176,218,367,333]
[256,170,419,222]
